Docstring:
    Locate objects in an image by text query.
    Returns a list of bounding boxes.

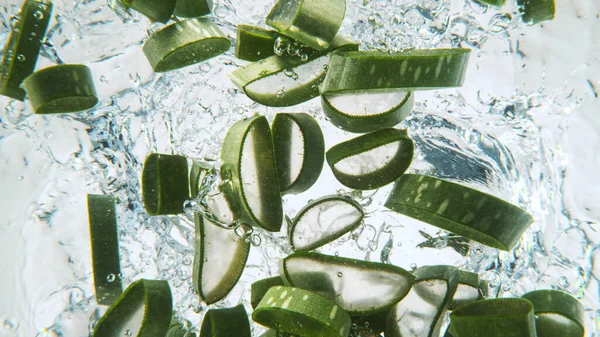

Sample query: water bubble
[276,88,285,98]
[10,16,20,31]
[558,276,570,288]
[16,54,25,62]
[337,272,343,277]
[234,223,253,239]
[34,10,44,20]
[200,63,211,73]
[251,234,262,246]
[106,274,116,282]
[397,242,403,247]
[410,263,417,270]
[125,329,133,336]
[17,175,24,181]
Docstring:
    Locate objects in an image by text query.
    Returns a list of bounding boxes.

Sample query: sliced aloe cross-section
[385,265,459,337]
[448,270,481,310]
[384,174,534,251]
[142,153,190,215]
[326,128,414,190]
[289,196,364,251]
[235,25,279,62]
[272,113,325,195]
[220,114,283,231]
[322,91,414,133]
[200,304,251,337]
[92,279,172,337]
[253,286,351,337]
[282,252,414,315]
[121,0,176,23]
[251,276,285,309]
[521,290,585,337]
[193,215,249,304]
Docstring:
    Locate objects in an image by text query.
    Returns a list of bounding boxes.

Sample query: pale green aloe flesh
[385,265,459,337]
[200,304,251,337]
[282,252,414,315]
[385,174,534,251]
[521,290,585,337]
[289,196,364,251]
[448,270,481,310]
[174,0,212,18]
[142,153,190,215]
[121,0,176,23]
[518,0,555,24]
[193,215,250,304]
[253,286,352,337]
[92,279,172,337]
[190,161,214,198]
[251,276,285,309]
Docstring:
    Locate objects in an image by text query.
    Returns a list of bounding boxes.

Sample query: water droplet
[10,16,20,31]
[200,63,211,72]
[396,242,402,247]
[107,274,116,282]
[276,88,285,98]
[337,272,343,277]
[16,54,25,62]
[125,329,133,336]
[17,175,24,181]
[251,234,262,246]
[558,276,570,288]
[234,223,253,239]
[410,263,417,270]
[33,10,44,20]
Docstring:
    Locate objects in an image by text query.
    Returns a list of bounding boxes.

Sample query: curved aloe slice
[235,25,279,62]
[87,194,123,306]
[321,49,471,95]
[200,304,251,337]
[174,0,211,18]
[448,270,481,310]
[449,298,537,337]
[326,128,414,190]
[518,0,555,24]
[190,161,214,198]
[282,252,414,315]
[220,114,283,231]
[521,290,585,337]
[228,36,358,107]
[321,92,414,133]
[266,0,346,51]
[142,153,189,215]
[0,0,52,101]
[384,174,534,251]
[385,265,459,337]
[289,196,364,251]
[253,286,351,337]
[143,18,230,72]
[251,276,285,309]
[22,65,98,114]
[121,0,175,23]
[272,113,325,194]
[193,215,250,304]
[92,279,172,337]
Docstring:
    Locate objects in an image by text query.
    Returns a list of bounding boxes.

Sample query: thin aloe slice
[121,0,175,23]
[22,65,98,114]
[87,194,122,306]
[272,113,325,194]
[235,25,279,62]
[142,153,190,215]
[321,49,471,95]
[326,128,414,190]
[0,0,52,101]
[193,215,250,304]
[288,196,364,251]
[220,114,283,231]
[174,0,212,18]
[521,290,585,337]
[253,286,352,337]
[190,161,214,198]
[385,265,459,337]
[448,270,481,310]
[321,91,414,133]
[282,252,414,315]
[251,276,285,309]
[200,304,251,337]
[228,36,358,107]
[266,0,346,51]
[92,279,172,337]
[384,174,534,251]
[518,0,555,24]
[449,298,537,337]
[143,18,230,72]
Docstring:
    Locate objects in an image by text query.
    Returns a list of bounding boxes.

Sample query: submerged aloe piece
[120,0,176,23]
[272,113,325,194]
[235,25,279,62]
[92,279,172,337]
[174,0,212,18]
[351,311,388,334]
[143,18,230,72]
[193,215,250,304]
[384,174,534,251]
[476,0,505,6]
[449,298,537,337]
[282,252,414,315]
[200,304,251,337]
[289,196,364,251]
[385,265,459,337]
[251,276,285,309]
[518,0,555,24]
[521,290,585,337]
[449,270,481,310]
[326,128,414,190]
[0,0,52,101]
[253,286,352,337]
[142,153,189,215]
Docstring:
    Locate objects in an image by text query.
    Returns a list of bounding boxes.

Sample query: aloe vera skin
[521,290,585,337]
[200,304,251,337]
[142,153,190,216]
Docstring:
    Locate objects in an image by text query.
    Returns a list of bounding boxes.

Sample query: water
[0,0,599,336]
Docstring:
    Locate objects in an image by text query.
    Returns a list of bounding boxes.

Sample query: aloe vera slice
[87,194,122,306]
[448,270,481,310]
[326,128,414,190]
[518,0,555,24]
[352,311,387,334]
[266,0,346,51]
[190,161,214,198]
[476,0,505,7]
[521,290,585,337]
[200,304,251,337]
[121,0,176,23]
[272,113,325,194]
[235,25,279,62]
[228,36,358,107]
[251,276,285,309]
[92,279,172,337]
[321,91,414,133]
[384,174,534,251]
[174,0,212,18]
[220,114,283,231]
[282,252,414,315]
[253,286,352,337]
[0,0,52,101]
[143,18,230,72]
[142,153,190,215]
[385,265,459,337]
[193,215,250,304]
[22,64,98,114]
[288,196,364,251]
[321,49,471,95]
[449,298,537,337]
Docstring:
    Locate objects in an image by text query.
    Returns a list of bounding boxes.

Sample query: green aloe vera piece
[142,153,190,215]
[121,0,176,23]
[521,290,585,337]
[200,304,251,337]
[449,270,481,310]
[251,276,285,309]
[235,25,279,62]
[518,0,555,24]
[174,0,212,18]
